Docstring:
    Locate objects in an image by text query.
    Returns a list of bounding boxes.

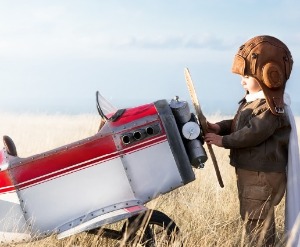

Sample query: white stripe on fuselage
[4,135,167,193]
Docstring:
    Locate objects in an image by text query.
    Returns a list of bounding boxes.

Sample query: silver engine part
[169,96,208,169]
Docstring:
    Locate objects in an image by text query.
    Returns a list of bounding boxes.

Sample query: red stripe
[11,135,116,185]
[6,134,167,192]
[0,170,15,193]
[16,152,118,190]
[122,135,167,155]
[0,151,15,193]
[2,103,166,192]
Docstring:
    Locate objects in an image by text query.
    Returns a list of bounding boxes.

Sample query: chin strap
[273,96,285,114]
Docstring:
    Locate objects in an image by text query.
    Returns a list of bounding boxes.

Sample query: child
[204,35,295,246]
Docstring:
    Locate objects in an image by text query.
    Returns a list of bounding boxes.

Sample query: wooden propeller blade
[184,68,224,188]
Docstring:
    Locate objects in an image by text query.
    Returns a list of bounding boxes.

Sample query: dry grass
[0,112,299,247]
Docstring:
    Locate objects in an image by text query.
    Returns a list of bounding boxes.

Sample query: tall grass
[0,113,299,246]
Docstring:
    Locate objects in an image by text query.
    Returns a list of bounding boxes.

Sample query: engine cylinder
[186,139,208,168]
[169,96,191,123]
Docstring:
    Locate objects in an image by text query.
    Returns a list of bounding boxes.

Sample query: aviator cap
[232,35,293,115]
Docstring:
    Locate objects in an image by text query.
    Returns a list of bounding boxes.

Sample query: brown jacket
[217,99,290,172]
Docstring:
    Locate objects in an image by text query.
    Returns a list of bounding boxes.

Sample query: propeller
[184,68,224,188]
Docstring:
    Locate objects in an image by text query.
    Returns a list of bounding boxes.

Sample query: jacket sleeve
[222,109,281,149]
[216,119,233,135]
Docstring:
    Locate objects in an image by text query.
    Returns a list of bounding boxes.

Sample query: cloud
[111,34,237,51]
[0,30,238,60]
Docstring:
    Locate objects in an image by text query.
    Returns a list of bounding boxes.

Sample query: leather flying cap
[232,35,293,115]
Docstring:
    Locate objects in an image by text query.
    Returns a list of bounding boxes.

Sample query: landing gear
[122,210,180,247]
[87,210,181,247]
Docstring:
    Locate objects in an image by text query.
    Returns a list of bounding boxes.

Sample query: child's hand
[206,122,221,134]
[204,133,223,147]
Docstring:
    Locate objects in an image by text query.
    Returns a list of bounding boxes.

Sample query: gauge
[182,122,201,140]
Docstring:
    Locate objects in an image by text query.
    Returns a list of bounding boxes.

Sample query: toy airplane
[0,68,222,245]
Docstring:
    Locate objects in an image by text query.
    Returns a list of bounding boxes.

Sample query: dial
[182,122,201,140]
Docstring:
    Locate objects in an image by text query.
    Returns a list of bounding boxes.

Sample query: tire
[121,210,181,247]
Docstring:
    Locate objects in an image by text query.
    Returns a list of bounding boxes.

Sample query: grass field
[0,112,299,247]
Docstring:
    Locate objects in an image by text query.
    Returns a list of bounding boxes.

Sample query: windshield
[96,91,118,119]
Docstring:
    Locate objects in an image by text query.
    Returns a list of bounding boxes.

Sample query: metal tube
[146,125,160,136]
[122,133,134,145]
[133,129,147,140]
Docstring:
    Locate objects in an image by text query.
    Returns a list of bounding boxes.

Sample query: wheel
[120,210,181,247]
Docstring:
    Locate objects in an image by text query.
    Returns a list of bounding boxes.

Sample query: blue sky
[0,0,299,115]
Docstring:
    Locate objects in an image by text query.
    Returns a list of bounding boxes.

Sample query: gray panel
[154,100,195,184]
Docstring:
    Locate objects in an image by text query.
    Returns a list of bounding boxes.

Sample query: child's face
[240,76,261,94]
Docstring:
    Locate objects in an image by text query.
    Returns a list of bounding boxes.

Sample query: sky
[0,0,299,115]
